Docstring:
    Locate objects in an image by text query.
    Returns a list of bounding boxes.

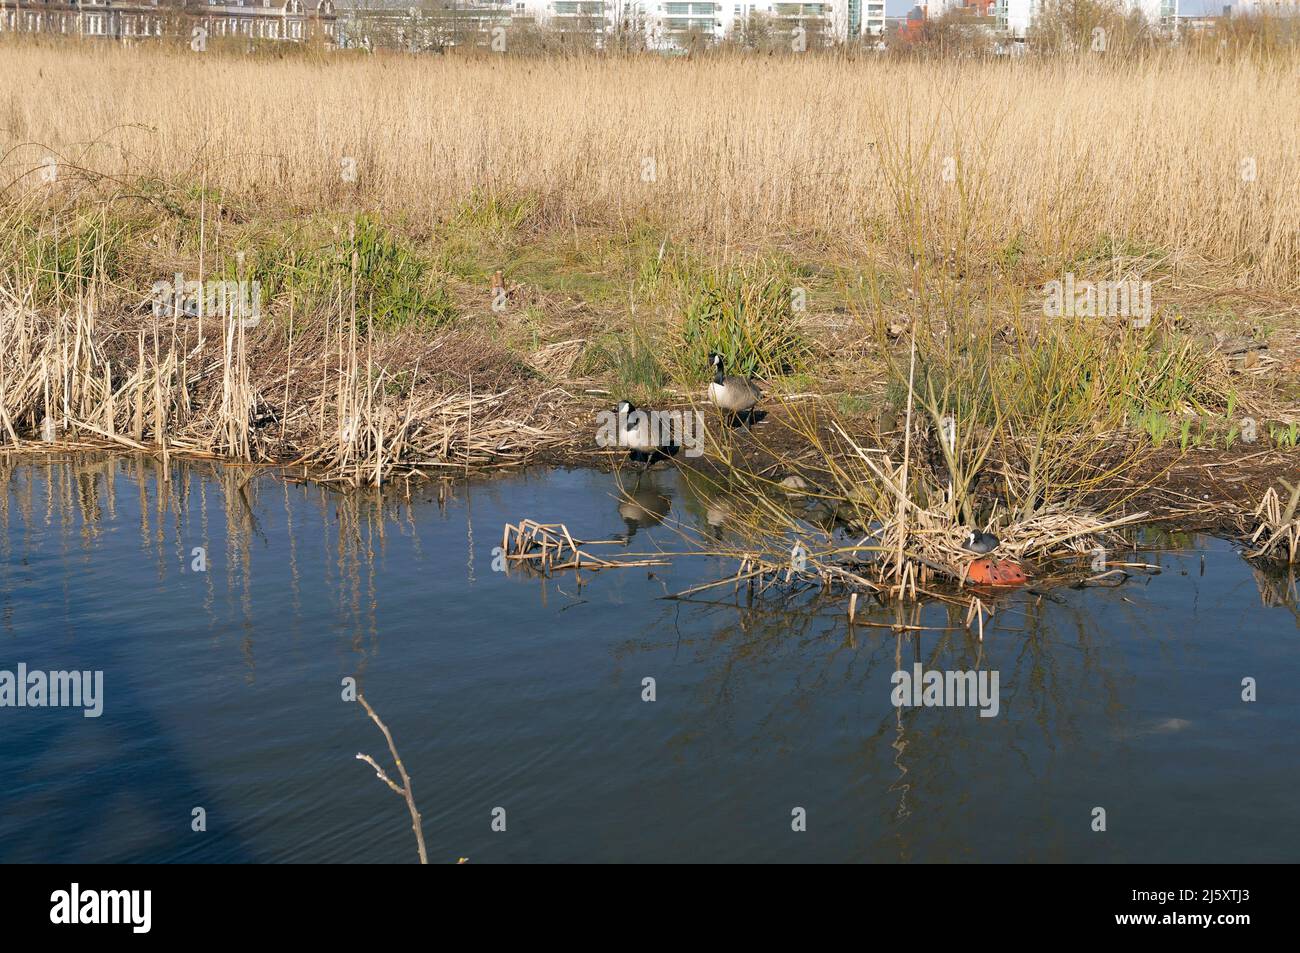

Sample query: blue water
[0,454,1296,862]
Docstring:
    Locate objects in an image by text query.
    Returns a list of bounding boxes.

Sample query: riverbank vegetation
[1,39,1296,587]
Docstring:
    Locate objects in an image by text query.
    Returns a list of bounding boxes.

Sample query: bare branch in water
[355,692,428,865]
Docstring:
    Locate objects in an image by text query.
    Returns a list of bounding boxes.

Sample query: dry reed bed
[2,44,1297,288]
[0,291,569,485]
[631,382,1174,607]
[675,467,1150,604]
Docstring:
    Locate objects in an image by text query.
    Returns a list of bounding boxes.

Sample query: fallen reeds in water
[501,518,670,572]
[1247,481,1300,564]
[640,302,1180,608]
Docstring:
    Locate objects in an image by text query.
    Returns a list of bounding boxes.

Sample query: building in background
[0,0,338,43]
[997,0,1031,40]
[1234,0,1300,13]
[1175,5,1227,30]
[997,0,1179,42]
[5,0,1228,50]
[896,2,924,38]
[928,0,994,15]
[513,0,883,48]
[335,2,516,50]
[519,0,619,44]
[834,0,887,42]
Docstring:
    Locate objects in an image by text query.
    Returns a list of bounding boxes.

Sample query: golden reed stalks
[1,42,1296,289]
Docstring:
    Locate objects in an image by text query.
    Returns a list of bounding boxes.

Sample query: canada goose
[617,400,679,467]
[961,530,1000,555]
[706,353,761,425]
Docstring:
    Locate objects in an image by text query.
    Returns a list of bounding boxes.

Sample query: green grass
[670,259,811,382]
[1136,410,1173,448]
[1271,421,1299,450]
[1073,233,1168,268]
[836,392,876,416]
[1,211,132,301]
[578,327,668,405]
[449,188,539,235]
[905,317,1227,434]
[221,215,456,331]
[866,296,1239,523]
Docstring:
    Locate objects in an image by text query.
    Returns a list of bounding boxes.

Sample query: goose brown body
[706,353,761,415]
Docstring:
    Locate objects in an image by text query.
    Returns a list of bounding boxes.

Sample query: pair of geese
[614,353,1003,557]
[618,352,760,465]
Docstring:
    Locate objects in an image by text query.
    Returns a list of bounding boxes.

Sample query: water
[0,455,1296,863]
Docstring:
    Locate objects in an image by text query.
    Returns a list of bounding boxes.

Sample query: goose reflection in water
[616,473,671,543]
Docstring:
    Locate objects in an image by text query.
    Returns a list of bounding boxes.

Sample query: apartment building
[0,0,338,43]
[335,3,516,50]
[1234,0,1300,13]
[518,0,883,48]
[997,0,1178,40]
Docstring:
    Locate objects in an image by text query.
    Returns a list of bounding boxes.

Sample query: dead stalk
[355,692,428,865]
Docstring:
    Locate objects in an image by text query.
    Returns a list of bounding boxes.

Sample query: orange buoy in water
[966,557,1030,587]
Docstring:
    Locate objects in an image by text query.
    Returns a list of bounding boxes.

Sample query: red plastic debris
[966,557,1030,587]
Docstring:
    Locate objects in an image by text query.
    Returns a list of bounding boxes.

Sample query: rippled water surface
[1,455,1296,862]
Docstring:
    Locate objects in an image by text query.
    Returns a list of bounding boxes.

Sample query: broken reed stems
[670,378,1167,612]
[0,295,566,485]
[501,518,670,571]
[1247,482,1300,563]
[355,692,428,865]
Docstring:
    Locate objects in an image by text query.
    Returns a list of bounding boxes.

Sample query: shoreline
[5,433,1295,543]
[2,41,1296,591]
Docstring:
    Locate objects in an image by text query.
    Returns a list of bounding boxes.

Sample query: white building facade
[518,0,884,47]
[1234,0,1300,13]
[997,0,1179,40]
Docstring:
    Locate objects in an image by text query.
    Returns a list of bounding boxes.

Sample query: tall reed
[2,42,1296,289]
